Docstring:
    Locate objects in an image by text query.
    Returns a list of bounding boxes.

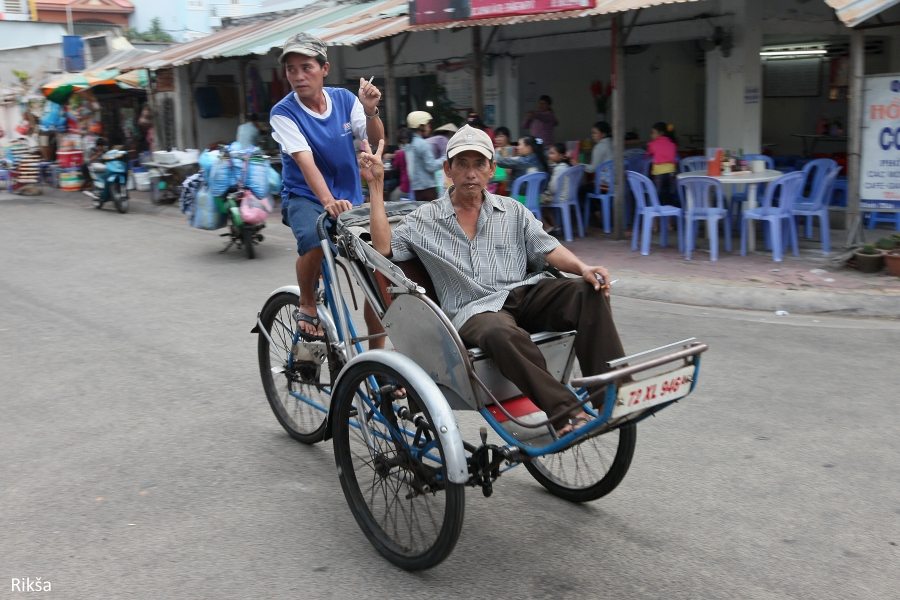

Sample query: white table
[143,160,199,203]
[677,169,783,252]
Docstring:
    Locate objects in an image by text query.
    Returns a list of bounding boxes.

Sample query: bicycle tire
[257,292,337,443]
[523,422,636,503]
[332,360,465,571]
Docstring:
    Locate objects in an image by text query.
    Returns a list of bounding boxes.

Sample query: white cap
[446,124,494,160]
[406,111,432,129]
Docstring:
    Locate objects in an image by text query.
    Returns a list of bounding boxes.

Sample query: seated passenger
[359,125,626,435]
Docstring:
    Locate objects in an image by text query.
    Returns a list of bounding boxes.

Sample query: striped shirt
[390,188,561,329]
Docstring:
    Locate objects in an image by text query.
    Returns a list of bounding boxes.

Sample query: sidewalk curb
[613,275,900,319]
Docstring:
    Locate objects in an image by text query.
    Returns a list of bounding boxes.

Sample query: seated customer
[358,125,626,435]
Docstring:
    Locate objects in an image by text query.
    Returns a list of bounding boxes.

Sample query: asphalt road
[2,192,898,600]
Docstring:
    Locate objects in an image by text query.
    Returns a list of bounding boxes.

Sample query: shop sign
[860,75,900,202]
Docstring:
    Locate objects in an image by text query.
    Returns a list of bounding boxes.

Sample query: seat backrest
[761,171,804,213]
[677,175,725,211]
[801,164,841,209]
[552,164,585,204]
[593,159,614,195]
[742,153,775,169]
[626,170,660,210]
[624,153,651,176]
[679,156,708,173]
[800,158,837,201]
[510,171,547,218]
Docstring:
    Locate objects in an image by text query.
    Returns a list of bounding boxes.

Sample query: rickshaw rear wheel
[524,422,636,502]
[332,361,464,571]
[257,292,338,444]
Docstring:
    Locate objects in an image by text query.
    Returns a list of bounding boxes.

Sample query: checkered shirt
[391,188,561,329]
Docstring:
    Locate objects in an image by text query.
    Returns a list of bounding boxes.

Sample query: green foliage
[858,244,879,255]
[11,69,30,87]
[424,84,463,128]
[875,237,897,250]
[126,18,174,43]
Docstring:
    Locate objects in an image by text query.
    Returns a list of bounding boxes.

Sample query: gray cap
[279,32,327,64]
[446,124,494,160]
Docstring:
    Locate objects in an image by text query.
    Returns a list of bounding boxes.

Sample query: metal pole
[611,14,625,240]
[473,27,484,116]
[845,27,864,247]
[384,38,397,139]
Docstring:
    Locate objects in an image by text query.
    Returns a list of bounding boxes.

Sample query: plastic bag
[190,186,226,230]
[244,159,269,198]
[238,189,273,225]
[207,157,239,197]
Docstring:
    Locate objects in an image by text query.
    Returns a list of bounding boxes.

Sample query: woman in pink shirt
[646,121,678,205]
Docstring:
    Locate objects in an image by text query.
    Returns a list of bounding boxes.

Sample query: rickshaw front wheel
[257,291,338,444]
[332,360,465,571]
[524,422,636,502]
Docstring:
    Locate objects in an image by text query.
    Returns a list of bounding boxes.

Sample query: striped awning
[825,0,900,27]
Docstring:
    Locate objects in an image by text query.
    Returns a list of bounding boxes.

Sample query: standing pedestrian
[522,95,558,146]
[404,111,444,201]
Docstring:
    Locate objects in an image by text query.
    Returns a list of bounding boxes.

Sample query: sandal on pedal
[294,309,326,342]
[556,413,593,436]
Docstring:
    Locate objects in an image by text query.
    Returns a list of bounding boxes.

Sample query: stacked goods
[58,168,83,191]
[8,141,41,189]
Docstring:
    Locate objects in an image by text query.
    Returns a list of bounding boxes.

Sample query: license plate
[612,365,696,419]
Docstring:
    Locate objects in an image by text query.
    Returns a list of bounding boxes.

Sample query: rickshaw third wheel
[332,360,465,571]
[524,421,637,503]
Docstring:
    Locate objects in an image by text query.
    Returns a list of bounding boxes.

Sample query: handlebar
[316,211,337,242]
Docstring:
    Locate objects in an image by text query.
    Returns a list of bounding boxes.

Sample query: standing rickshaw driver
[359,126,627,435]
[270,32,385,343]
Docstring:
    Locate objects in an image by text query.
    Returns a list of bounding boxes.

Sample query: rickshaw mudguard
[251,286,340,357]
[331,349,469,485]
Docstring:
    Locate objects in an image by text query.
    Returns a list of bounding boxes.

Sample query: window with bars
[4,0,26,13]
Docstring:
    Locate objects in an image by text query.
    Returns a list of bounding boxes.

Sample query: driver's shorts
[282,193,326,256]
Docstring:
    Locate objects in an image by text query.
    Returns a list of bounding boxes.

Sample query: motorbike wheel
[112,181,128,214]
[241,225,255,259]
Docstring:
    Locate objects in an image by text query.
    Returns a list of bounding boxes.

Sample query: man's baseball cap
[446,124,494,160]
[406,111,432,129]
[279,32,327,64]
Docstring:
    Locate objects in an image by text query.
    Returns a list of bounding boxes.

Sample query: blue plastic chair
[583,160,614,233]
[510,171,548,221]
[0,169,11,192]
[741,172,803,262]
[544,164,586,242]
[729,155,777,228]
[865,208,900,230]
[625,154,651,176]
[627,170,683,256]
[679,156,708,173]
[677,176,732,261]
[792,165,839,254]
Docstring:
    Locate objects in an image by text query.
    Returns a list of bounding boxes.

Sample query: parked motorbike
[85,149,129,213]
[219,185,267,259]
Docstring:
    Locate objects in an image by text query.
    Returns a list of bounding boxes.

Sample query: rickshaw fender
[251,286,301,333]
[333,349,469,485]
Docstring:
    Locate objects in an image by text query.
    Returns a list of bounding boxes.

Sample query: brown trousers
[458,278,625,428]
[413,187,438,202]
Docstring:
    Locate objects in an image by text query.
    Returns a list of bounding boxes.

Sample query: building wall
[38,10,130,28]
[0,44,63,92]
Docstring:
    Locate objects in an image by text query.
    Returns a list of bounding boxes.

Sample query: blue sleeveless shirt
[271,88,363,205]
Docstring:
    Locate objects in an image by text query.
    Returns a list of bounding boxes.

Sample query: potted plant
[885,249,900,277]
[854,244,885,273]
[875,237,898,251]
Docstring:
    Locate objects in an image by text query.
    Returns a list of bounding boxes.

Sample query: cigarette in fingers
[364,75,374,90]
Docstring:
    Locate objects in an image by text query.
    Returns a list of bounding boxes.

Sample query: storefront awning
[825,0,900,27]
[116,0,409,71]
[405,0,702,31]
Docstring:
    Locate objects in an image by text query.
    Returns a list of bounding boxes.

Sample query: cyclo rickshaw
[253,201,708,571]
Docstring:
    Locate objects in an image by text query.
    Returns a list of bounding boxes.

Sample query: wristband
[365,107,380,119]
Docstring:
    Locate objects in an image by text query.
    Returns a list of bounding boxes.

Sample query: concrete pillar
[494,55,519,133]
[705,0,762,154]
